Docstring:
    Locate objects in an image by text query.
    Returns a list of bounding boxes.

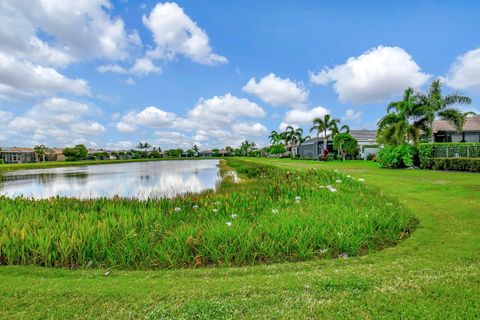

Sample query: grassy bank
[0,158,479,319]
[0,157,219,173]
[0,159,413,269]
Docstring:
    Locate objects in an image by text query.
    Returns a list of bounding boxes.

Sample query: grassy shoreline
[0,158,479,319]
[0,159,413,269]
[0,157,221,173]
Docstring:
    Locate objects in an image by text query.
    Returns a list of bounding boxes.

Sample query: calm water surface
[0,160,221,199]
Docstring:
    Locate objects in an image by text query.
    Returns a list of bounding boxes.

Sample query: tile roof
[433,115,480,132]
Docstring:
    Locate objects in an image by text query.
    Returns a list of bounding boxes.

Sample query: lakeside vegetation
[0,159,415,269]
[0,158,478,319]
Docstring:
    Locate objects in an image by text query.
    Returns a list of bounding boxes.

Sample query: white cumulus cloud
[284,106,330,124]
[143,2,227,65]
[0,52,90,100]
[242,73,308,108]
[233,122,268,136]
[442,48,480,91]
[310,46,430,104]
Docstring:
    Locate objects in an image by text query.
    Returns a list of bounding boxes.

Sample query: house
[198,150,213,157]
[1,147,36,163]
[298,129,378,160]
[46,148,66,162]
[433,116,480,142]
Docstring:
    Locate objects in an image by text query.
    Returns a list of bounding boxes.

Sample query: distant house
[1,147,36,163]
[298,129,378,160]
[433,116,480,142]
[198,150,213,157]
[47,148,66,162]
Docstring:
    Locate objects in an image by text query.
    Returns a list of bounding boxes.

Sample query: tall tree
[333,133,358,161]
[268,130,282,145]
[415,80,472,141]
[377,88,422,145]
[310,114,341,151]
[192,144,199,154]
[34,144,47,162]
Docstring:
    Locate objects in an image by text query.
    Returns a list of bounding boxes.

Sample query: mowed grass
[0,159,413,269]
[0,158,479,319]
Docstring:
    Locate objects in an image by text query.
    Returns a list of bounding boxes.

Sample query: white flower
[295,196,301,203]
[213,208,218,213]
[333,169,339,173]
[326,185,332,189]
[347,175,352,178]
[231,214,238,219]
[335,179,342,183]
[174,207,181,212]
[319,185,325,189]
[226,221,232,227]
[329,188,337,192]
[192,204,199,209]
[358,178,365,182]
[271,208,279,214]
[319,247,328,254]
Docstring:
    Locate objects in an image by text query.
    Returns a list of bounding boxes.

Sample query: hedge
[428,157,480,172]
[419,143,480,170]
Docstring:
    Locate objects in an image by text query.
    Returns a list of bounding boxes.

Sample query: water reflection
[0,160,220,200]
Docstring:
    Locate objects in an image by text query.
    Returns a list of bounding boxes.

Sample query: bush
[419,143,480,170]
[366,153,377,161]
[377,144,418,168]
[429,157,480,172]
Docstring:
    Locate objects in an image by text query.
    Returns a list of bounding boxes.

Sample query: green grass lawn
[1,159,479,319]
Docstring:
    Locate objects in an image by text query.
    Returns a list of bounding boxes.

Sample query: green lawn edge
[1,158,479,319]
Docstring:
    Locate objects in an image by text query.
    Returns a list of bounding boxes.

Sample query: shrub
[430,157,480,172]
[419,143,480,170]
[377,144,418,168]
[366,153,377,161]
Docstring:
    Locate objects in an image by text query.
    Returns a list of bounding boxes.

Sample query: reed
[0,159,416,269]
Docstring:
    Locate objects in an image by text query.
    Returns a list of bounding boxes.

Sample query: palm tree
[268,130,282,145]
[310,114,340,151]
[332,124,350,135]
[240,140,255,156]
[34,145,47,162]
[288,127,310,157]
[414,80,472,141]
[137,142,151,158]
[377,88,422,145]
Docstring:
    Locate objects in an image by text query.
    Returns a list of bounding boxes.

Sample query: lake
[0,160,221,200]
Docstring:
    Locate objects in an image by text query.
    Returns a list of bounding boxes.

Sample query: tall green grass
[0,159,416,269]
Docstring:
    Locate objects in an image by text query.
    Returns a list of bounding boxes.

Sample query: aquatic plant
[0,159,415,269]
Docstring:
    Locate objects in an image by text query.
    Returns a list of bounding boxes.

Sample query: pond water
[0,160,221,200]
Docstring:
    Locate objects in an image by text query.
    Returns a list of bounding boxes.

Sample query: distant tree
[268,130,282,145]
[310,114,341,151]
[166,148,183,157]
[333,133,358,161]
[192,145,199,154]
[269,144,286,155]
[240,140,255,156]
[75,144,88,160]
[377,88,422,146]
[187,149,195,157]
[415,80,472,141]
[34,144,47,162]
[62,147,77,161]
[137,142,151,158]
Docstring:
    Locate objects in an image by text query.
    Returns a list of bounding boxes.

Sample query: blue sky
[1,0,479,150]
